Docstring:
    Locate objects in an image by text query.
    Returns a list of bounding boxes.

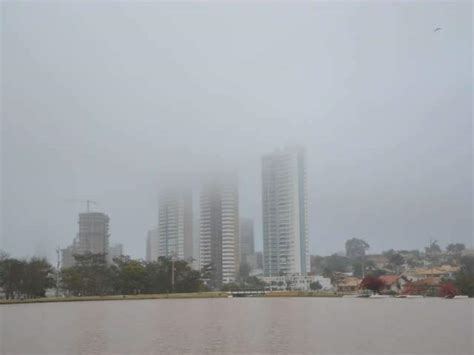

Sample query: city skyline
[2,2,471,262]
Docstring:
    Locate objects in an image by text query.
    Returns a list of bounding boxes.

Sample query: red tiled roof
[379,275,399,285]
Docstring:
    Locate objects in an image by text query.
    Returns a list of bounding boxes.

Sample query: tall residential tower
[158,189,193,260]
[262,147,309,276]
[200,175,240,287]
[146,227,159,262]
[240,218,255,266]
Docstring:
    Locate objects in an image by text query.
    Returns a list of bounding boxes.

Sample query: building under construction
[61,211,112,268]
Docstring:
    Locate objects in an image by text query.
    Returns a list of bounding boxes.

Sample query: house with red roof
[378,275,408,294]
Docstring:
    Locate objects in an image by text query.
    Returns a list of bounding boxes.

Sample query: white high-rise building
[146,227,159,262]
[262,147,309,276]
[240,218,255,267]
[200,175,240,287]
[158,189,193,261]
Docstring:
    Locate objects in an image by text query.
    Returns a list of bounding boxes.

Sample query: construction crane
[64,198,99,213]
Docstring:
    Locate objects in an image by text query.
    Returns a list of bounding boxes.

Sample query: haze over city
[1,1,472,262]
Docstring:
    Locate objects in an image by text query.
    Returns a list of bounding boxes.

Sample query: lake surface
[0,297,472,354]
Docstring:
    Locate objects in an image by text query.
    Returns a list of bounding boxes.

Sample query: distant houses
[330,264,461,296]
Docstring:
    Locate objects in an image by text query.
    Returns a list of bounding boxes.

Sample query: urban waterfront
[1,298,472,354]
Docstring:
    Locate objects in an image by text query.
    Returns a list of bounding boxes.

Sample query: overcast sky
[1,1,472,261]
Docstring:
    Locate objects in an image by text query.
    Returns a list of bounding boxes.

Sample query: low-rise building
[378,275,409,294]
[403,265,459,282]
[402,277,441,296]
[259,274,329,291]
[335,277,361,293]
[366,254,389,269]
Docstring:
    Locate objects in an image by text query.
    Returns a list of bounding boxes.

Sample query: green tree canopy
[446,243,466,255]
[0,257,54,299]
[455,255,474,297]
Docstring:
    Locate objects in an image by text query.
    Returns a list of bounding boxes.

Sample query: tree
[360,276,385,294]
[0,250,9,261]
[0,258,26,299]
[0,256,54,299]
[60,267,82,296]
[310,281,322,291]
[388,253,405,274]
[322,254,351,280]
[352,259,377,278]
[406,257,423,269]
[310,255,324,275]
[221,282,240,291]
[221,276,265,292]
[439,282,458,298]
[22,257,55,298]
[111,257,146,295]
[425,240,442,255]
[238,262,251,281]
[61,253,112,296]
[446,243,466,255]
[455,255,474,297]
[345,238,369,259]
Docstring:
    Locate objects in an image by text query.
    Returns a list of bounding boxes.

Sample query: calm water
[0,298,472,354]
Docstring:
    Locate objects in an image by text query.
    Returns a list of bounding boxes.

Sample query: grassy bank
[0,291,342,304]
[262,291,340,298]
[0,292,228,305]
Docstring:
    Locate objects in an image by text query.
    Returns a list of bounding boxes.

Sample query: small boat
[342,294,359,298]
[453,295,469,299]
[405,295,424,299]
[370,294,392,299]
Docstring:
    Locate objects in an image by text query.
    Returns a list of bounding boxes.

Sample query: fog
[1,1,472,261]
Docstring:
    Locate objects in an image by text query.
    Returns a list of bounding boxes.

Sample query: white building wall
[158,189,193,260]
[262,147,309,276]
[146,228,160,262]
[200,176,239,286]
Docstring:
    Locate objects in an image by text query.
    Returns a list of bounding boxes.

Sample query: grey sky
[1,1,472,261]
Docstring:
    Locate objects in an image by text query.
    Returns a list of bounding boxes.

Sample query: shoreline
[0,291,340,305]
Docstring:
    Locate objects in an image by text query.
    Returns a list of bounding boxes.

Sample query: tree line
[359,255,474,297]
[0,252,55,299]
[61,253,205,296]
[311,238,469,281]
[0,251,206,299]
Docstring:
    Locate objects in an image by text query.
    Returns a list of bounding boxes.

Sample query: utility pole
[56,247,61,297]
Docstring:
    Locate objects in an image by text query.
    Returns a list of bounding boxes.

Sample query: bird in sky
[434,27,442,32]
